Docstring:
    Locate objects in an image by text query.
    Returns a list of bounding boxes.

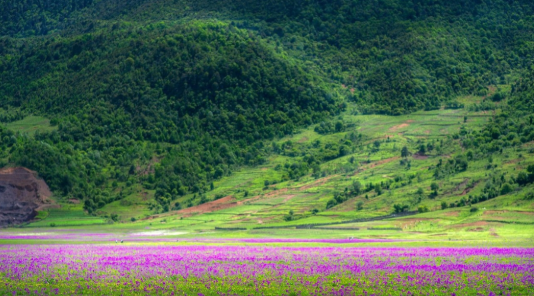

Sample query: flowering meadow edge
[0,245,533,295]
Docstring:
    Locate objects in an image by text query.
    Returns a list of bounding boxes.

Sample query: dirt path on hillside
[176,195,237,215]
[351,156,400,176]
[299,175,336,191]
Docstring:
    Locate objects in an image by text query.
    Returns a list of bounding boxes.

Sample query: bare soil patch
[484,210,534,216]
[389,123,410,132]
[352,157,400,177]
[297,136,309,143]
[461,181,479,195]
[177,195,237,215]
[412,153,429,160]
[505,159,523,166]
[451,221,489,229]
[453,178,469,192]
[299,175,336,191]
[444,211,460,217]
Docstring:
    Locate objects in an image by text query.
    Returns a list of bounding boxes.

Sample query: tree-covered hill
[0,20,336,213]
[1,0,534,216]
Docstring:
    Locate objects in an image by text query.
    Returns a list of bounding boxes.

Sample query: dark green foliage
[0,0,95,36]
[314,121,345,135]
[171,203,182,211]
[430,182,439,191]
[490,92,506,102]
[374,184,383,196]
[326,180,364,209]
[0,22,337,212]
[500,183,513,195]
[2,0,534,217]
[416,188,424,196]
[418,145,426,155]
[283,210,294,221]
[393,204,409,214]
[401,146,410,158]
[470,207,478,213]
[516,166,534,186]
[356,202,363,211]
[418,205,429,213]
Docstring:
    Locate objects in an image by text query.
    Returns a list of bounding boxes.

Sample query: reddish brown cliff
[0,167,53,227]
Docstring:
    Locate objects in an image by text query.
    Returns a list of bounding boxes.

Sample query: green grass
[99,187,154,222]
[4,115,57,135]
[26,204,107,227]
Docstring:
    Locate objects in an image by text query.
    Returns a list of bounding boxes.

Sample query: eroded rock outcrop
[0,167,52,227]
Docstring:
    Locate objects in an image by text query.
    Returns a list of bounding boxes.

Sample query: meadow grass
[4,115,57,135]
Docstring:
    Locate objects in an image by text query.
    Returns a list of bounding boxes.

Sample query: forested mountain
[1,0,534,216]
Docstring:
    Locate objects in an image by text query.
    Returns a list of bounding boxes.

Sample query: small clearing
[389,123,410,132]
[412,153,429,160]
[297,136,309,143]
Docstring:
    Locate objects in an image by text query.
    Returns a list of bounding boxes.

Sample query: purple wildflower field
[0,244,533,295]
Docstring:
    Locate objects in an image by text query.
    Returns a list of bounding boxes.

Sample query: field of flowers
[0,243,533,295]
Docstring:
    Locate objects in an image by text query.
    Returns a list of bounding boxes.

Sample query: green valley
[0,0,533,241]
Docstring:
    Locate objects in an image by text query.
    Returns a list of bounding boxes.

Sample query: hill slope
[0,0,533,231]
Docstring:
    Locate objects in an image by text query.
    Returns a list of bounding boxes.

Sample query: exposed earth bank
[0,167,53,227]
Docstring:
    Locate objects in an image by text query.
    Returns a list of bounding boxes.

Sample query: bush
[393,204,409,213]
[418,205,429,213]
[441,201,448,210]
[356,202,364,211]
[130,217,136,222]
[172,202,182,211]
[470,207,478,213]
[500,183,513,195]
[49,222,56,227]
[284,210,294,221]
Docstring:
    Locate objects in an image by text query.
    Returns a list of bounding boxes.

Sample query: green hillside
[0,0,533,236]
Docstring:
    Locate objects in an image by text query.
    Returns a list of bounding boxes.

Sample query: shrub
[470,207,478,213]
[393,204,409,213]
[284,210,294,221]
[500,183,513,195]
[418,205,429,213]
